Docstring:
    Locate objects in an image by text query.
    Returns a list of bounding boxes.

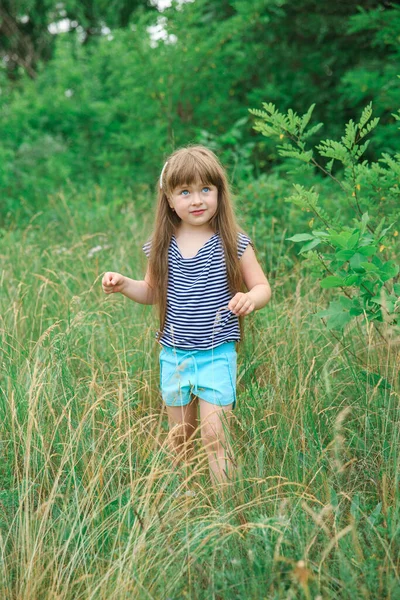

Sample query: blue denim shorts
[159,341,237,409]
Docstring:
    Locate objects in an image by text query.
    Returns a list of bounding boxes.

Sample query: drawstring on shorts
[173,350,200,397]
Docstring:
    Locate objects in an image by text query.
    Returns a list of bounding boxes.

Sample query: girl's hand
[102,272,125,294]
[228,292,255,316]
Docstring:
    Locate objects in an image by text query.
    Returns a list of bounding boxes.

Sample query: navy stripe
[142,231,253,349]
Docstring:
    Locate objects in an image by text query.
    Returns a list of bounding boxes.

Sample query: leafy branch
[250,100,400,333]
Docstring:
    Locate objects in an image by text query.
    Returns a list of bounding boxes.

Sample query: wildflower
[379,245,385,252]
[87,244,111,258]
[293,559,312,586]
[172,489,196,499]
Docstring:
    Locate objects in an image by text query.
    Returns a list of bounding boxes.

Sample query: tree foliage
[250,99,400,330]
[1,0,400,226]
[0,0,154,79]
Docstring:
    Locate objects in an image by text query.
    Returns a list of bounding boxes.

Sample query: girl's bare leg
[198,399,235,493]
[165,397,198,471]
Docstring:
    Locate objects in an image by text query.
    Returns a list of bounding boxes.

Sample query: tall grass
[0,193,398,599]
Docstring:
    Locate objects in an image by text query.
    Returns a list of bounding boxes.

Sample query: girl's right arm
[102,269,155,305]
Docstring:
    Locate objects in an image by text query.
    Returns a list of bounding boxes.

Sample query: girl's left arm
[228,244,271,314]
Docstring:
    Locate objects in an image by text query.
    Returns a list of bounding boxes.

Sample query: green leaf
[327,311,353,330]
[330,233,349,249]
[379,224,394,239]
[374,217,386,239]
[303,122,323,140]
[344,274,359,286]
[372,255,384,268]
[394,283,400,296]
[343,119,356,148]
[346,231,360,249]
[286,233,315,242]
[358,118,380,139]
[349,297,363,316]
[350,306,364,316]
[335,249,355,261]
[360,262,380,273]
[312,230,330,238]
[320,276,345,288]
[349,253,365,272]
[358,245,377,257]
[326,158,334,172]
[358,102,373,131]
[299,238,321,254]
[299,103,316,134]
[317,300,353,330]
[355,139,370,158]
[340,296,353,309]
[371,295,396,312]
[316,139,351,166]
[360,212,369,235]
[380,261,399,282]
[360,281,376,296]
[278,147,313,162]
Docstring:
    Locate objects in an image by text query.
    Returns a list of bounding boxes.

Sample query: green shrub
[250,100,400,330]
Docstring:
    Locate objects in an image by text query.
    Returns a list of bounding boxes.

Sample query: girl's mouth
[191,210,205,215]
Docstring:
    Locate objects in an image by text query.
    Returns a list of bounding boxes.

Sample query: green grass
[0,193,398,599]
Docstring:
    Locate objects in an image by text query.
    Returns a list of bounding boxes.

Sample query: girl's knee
[168,420,196,440]
[167,422,197,456]
[201,427,226,452]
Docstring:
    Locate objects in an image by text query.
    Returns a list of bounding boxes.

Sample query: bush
[250,100,400,331]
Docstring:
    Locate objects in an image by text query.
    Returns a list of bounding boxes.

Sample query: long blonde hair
[145,145,249,348]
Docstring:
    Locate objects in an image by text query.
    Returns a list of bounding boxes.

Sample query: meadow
[0,191,398,599]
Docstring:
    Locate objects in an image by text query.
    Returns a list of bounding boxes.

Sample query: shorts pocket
[224,351,237,400]
[159,350,176,388]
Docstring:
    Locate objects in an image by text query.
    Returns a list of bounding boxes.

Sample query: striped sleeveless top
[142,231,253,350]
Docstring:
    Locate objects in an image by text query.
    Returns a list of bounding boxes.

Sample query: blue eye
[178,186,211,196]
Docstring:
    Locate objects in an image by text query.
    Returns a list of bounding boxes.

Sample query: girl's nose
[191,193,202,204]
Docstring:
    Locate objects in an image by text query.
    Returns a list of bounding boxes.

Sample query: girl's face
[169,181,218,229]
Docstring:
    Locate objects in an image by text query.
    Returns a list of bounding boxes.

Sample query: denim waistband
[160,341,235,357]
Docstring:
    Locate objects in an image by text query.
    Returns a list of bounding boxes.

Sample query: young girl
[102,145,271,491]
